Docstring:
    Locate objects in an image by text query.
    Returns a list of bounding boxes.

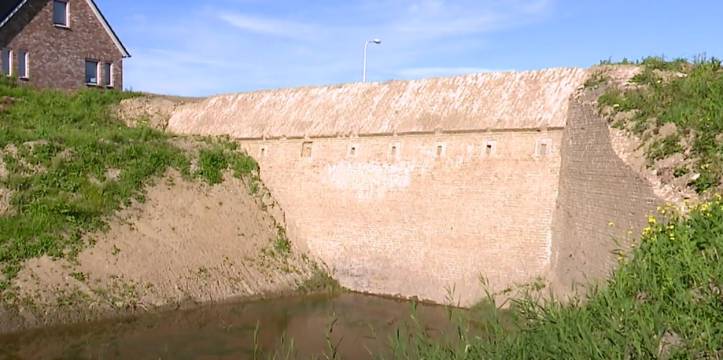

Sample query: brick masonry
[168,69,663,306]
[0,0,124,90]
[549,91,662,295]
[241,130,562,306]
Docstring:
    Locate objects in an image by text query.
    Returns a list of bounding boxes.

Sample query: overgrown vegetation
[0,78,257,295]
[196,140,259,185]
[389,196,723,359]
[597,56,722,193]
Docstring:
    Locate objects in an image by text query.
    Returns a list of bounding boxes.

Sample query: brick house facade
[0,0,129,90]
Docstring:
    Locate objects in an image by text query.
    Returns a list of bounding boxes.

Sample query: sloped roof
[0,0,26,28]
[168,68,589,139]
[0,0,129,57]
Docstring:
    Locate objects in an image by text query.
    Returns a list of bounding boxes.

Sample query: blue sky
[96,0,723,96]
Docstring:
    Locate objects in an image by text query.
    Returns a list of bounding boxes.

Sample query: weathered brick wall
[167,69,664,305]
[240,130,562,306]
[549,92,662,294]
[0,0,123,90]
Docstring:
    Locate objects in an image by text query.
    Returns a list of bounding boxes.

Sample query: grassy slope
[598,57,722,193]
[389,58,723,359]
[0,78,258,295]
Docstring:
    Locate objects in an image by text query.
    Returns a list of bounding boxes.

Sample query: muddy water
[0,293,458,359]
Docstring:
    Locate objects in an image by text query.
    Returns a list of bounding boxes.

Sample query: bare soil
[592,66,701,209]
[117,95,200,131]
[0,150,10,217]
[0,170,319,334]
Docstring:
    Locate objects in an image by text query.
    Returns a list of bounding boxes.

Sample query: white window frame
[1,49,12,76]
[18,50,28,79]
[53,0,70,28]
[85,59,99,86]
[103,62,113,87]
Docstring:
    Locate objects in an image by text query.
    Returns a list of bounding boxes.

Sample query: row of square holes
[259,140,552,159]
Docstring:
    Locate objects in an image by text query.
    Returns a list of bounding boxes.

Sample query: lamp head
[371,39,382,44]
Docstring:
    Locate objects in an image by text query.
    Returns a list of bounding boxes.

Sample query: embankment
[1,170,318,334]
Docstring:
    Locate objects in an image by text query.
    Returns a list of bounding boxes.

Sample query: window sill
[19,77,29,81]
[85,83,99,87]
[53,24,71,30]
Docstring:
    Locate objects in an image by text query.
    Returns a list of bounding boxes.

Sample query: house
[0,0,129,90]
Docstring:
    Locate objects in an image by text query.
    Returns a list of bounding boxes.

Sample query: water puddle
[0,293,459,359]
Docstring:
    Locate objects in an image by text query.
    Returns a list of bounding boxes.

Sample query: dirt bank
[0,170,323,334]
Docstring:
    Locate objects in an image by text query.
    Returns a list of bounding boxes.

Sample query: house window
[102,63,112,87]
[85,60,98,85]
[53,0,69,27]
[18,50,28,79]
[1,49,11,76]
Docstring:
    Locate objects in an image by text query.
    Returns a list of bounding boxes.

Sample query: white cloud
[218,13,319,40]
[122,1,555,95]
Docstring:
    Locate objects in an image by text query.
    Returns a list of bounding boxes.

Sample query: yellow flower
[643,226,654,236]
[647,215,657,225]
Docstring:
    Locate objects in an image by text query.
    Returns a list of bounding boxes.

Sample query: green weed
[388,197,723,359]
[195,143,258,185]
[598,56,722,193]
[0,78,259,295]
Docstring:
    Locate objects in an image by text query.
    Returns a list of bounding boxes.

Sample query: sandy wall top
[168,68,589,139]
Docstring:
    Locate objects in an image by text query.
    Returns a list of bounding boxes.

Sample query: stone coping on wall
[230,126,566,142]
[168,68,589,139]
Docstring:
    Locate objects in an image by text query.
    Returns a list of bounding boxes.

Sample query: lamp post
[363,38,382,82]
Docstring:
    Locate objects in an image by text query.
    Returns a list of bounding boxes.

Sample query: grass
[0,78,258,295]
[389,196,723,359]
[196,140,259,185]
[598,56,723,193]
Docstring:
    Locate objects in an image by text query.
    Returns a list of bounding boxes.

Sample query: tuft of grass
[273,226,292,255]
[389,196,723,359]
[647,134,684,164]
[195,141,258,186]
[584,70,610,89]
[0,78,260,295]
[298,264,342,295]
[598,56,722,193]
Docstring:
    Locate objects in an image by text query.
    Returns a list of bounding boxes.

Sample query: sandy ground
[117,95,200,131]
[1,170,319,334]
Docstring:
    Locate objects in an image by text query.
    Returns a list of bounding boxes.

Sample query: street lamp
[363,38,382,82]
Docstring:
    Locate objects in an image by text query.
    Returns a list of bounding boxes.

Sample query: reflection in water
[0,293,457,359]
